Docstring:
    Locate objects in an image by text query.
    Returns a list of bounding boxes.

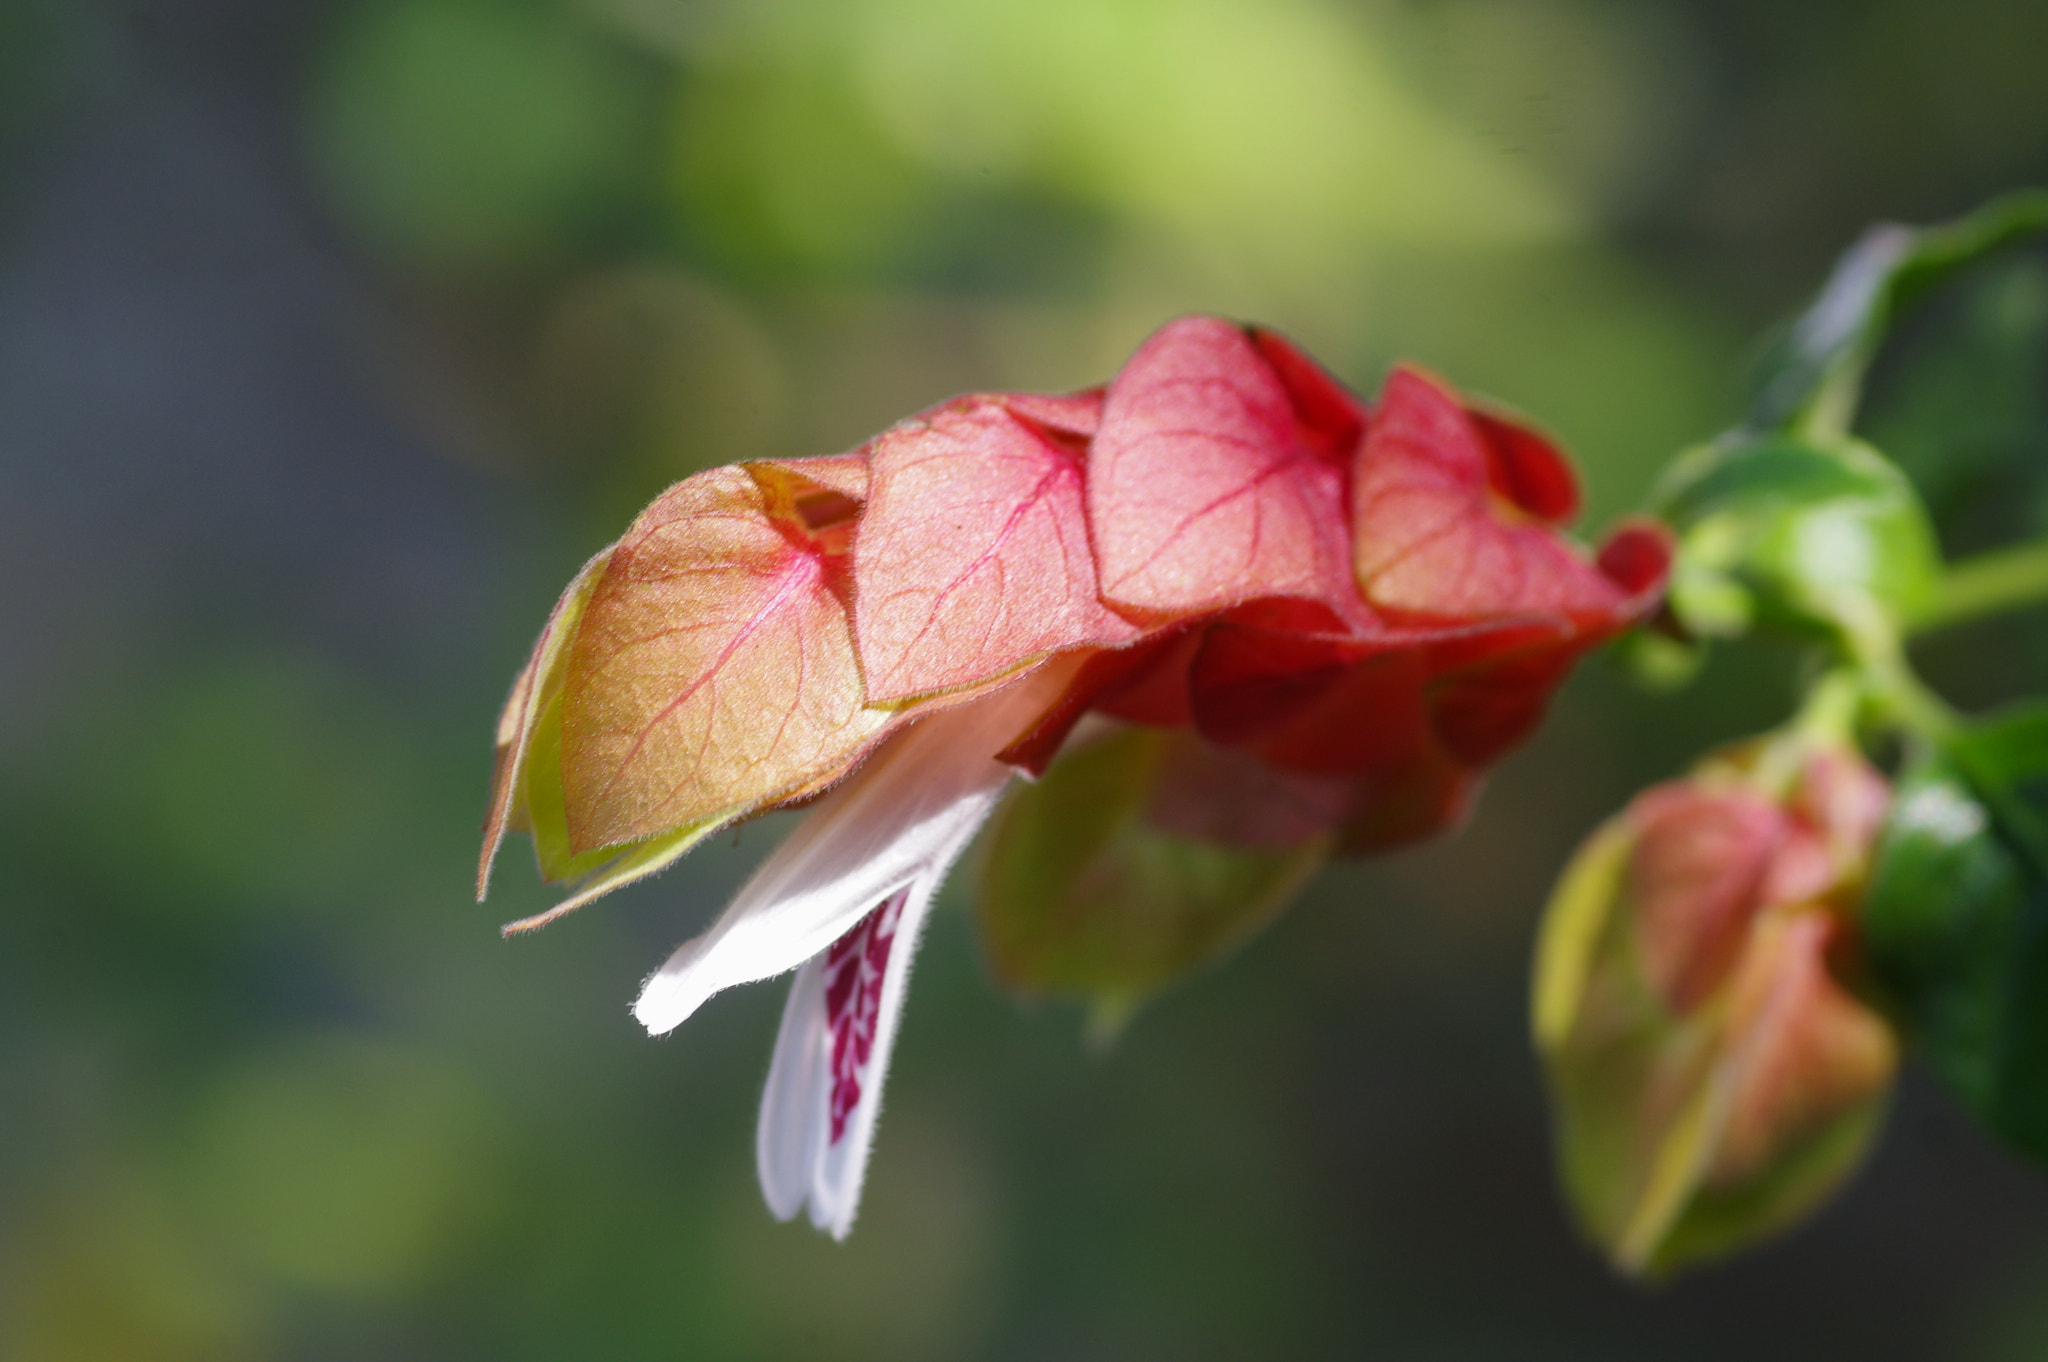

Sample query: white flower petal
[757,874,945,1238]
[630,663,1069,1036]
[756,949,829,1223]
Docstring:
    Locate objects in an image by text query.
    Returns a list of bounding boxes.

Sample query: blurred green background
[2,0,2047,1357]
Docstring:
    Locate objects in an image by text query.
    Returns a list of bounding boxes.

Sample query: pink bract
[480,314,1673,1240]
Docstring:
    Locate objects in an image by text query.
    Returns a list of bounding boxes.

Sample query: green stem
[1837,606,1958,743]
[1872,662,1960,745]
[1792,359,1865,446]
[1909,540,2048,635]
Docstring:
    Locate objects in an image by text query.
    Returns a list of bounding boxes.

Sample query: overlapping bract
[1533,736,1898,1277]
[478,314,1669,1239]
[481,315,1668,907]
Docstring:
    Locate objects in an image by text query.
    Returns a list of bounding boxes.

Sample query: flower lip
[629,656,1084,1038]
[757,882,929,1240]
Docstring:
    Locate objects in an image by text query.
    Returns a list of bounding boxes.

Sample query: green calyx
[1652,432,1940,649]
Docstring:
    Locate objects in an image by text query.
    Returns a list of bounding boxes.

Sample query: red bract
[1088,318,1364,623]
[852,390,1135,703]
[480,315,1671,1237]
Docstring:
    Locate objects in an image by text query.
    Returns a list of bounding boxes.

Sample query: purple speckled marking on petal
[822,887,910,1145]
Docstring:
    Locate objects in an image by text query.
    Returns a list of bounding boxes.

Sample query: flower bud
[1653,433,1939,648]
[1533,737,1897,1276]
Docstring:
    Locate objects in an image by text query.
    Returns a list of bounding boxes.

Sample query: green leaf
[1955,703,2048,794]
[1864,722,2048,1161]
[978,728,1329,1035]
[1748,189,2048,436]
[1859,255,2048,518]
[1950,702,2048,887]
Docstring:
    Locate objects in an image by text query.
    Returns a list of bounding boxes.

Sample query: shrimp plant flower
[478,316,1671,1238]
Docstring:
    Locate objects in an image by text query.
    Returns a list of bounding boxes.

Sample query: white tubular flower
[631,666,1070,1236]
